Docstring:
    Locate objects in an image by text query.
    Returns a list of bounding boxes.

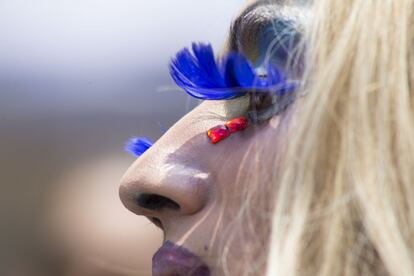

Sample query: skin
[119,97,285,275]
[119,1,308,275]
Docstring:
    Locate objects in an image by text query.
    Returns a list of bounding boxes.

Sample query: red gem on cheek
[225,116,248,133]
[207,125,231,144]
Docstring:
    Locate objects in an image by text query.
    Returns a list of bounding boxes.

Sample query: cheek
[202,123,276,272]
[206,120,277,221]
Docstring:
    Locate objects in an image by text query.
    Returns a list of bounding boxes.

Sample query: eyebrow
[228,1,269,52]
[228,1,305,55]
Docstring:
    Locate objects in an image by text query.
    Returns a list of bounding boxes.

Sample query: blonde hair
[266,0,414,275]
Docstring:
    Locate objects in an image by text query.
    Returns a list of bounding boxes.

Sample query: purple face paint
[152,241,210,276]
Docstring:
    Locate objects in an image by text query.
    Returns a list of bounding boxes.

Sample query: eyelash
[247,91,297,123]
[125,43,300,156]
[169,43,297,101]
[250,92,273,110]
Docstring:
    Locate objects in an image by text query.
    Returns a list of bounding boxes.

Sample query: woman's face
[119,1,307,275]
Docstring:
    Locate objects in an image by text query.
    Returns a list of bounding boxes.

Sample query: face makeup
[120,2,309,274]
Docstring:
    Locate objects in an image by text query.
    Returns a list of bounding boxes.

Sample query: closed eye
[247,91,297,123]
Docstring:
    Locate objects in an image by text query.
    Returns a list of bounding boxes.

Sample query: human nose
[119,146,210,225]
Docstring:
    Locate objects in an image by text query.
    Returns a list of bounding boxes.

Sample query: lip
[153,241,211,276]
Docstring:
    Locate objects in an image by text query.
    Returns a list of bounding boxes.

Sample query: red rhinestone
[225,116,248,133]
[207,125,231,144]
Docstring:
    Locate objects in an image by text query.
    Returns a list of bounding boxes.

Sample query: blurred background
[0,1,243,275]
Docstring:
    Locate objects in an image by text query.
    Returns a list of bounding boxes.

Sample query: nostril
[151,217,163,229]
[137,193,180,211]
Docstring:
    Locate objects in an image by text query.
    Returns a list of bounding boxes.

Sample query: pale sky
[0,0,244,114]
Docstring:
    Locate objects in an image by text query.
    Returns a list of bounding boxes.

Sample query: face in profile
[119,1,308,275]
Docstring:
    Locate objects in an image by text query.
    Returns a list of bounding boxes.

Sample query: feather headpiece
[169,43,297,100]
[125,43,299,156]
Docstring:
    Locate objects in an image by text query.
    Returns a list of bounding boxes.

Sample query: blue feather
[229,53,256,87]
[264,63,283,86]
[223,53,255,88]
[169,43,297,100]
[125,137,153,157]
[170,45,239,100]
[191,43,225,87]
